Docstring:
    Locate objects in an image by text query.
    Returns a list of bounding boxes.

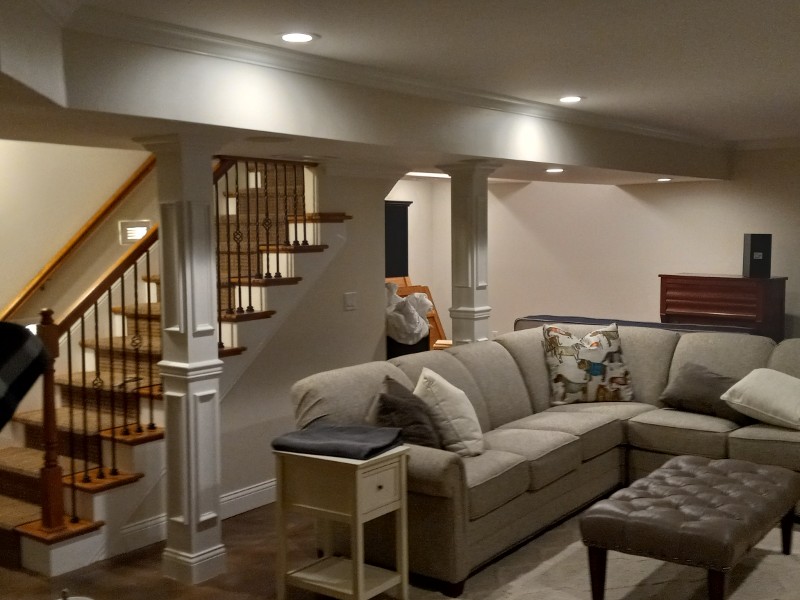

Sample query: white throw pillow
[413,367,484,457]
[722,368,800,430]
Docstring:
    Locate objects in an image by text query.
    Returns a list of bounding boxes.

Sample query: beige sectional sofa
[289,321,800,595]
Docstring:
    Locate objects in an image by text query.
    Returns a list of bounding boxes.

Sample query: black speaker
[743,233,772,278]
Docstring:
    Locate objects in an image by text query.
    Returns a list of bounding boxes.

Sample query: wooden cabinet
[659,273,787,341]
[275,446,409,600]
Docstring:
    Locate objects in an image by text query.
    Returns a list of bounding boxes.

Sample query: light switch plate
[344,292,358,311]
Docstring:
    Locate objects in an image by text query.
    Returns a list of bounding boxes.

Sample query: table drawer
[359,462,400,515]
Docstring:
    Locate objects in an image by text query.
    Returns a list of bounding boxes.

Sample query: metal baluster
[215,177,225,349]
[132,262,143,433]
[245,160,254,312]
[120,275,130,436]
[224,169,235,315]
[263,161,274,278]
[107,288,118,475]
[66,328,79,521]
[233,164,245,313]
[253,160,263,279]
[274,163,283,278]
[92,302,105,480]
[79,317,91,484]
[146,247,156,430]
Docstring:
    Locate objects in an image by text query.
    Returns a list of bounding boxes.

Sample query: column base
[162,543,227,584]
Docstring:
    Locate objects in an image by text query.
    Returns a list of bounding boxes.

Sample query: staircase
[0,156,351,576]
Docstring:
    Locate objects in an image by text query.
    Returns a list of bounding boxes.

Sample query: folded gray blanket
[272,424,402,460]
[0,323,48,432]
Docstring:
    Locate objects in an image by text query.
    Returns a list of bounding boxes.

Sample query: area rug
[410,514,800,600]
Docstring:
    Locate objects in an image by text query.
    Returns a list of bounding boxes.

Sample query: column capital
[435,159,502,179]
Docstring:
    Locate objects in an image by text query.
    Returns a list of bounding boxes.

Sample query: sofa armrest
[406,445,465,498]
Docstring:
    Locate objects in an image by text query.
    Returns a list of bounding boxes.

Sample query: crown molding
[66,7,726,149]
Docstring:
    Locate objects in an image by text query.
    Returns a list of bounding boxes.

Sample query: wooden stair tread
[225,276,302,287]
[219,310,275,323]
[256,243,328,253]
[0,494,40,530]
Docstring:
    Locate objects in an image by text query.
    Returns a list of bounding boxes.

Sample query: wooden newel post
[37,308,65,532]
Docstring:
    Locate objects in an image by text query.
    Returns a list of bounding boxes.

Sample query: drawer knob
[377,484,384,491]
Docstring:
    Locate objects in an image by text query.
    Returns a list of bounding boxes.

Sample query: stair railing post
[37,308,66,532]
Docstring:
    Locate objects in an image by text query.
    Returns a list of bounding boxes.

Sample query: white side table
[275,445,409,600]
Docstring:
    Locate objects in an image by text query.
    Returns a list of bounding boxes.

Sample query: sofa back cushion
[291,361,414,429]
[447,341,533,429]
[390,350,491,431]
[615,326,681,406]
[669,332,776,382]
[495,328,552,413]
[497,324,680,411]
[768,338,800,378]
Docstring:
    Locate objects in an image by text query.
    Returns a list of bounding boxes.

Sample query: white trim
[219,479,276,519]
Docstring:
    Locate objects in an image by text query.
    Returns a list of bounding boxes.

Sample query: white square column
[139,134,227,584]
[437,161,500,345]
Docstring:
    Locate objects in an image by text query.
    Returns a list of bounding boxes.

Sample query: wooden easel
[386,277,451,350]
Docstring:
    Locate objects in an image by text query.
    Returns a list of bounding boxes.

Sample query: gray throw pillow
[659,362,754,425]
[376,376,441,448]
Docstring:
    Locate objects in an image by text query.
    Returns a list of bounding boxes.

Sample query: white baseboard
[219,478,276,519]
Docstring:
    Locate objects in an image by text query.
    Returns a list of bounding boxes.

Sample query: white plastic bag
[385,283,432,344]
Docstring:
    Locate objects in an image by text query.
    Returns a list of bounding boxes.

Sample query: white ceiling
[71,0,800,146]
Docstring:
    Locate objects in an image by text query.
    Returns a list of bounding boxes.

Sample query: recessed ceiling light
[559,96,583,104]
[657,178,673,182]
[281,32,318,43]
[546,168,564,174]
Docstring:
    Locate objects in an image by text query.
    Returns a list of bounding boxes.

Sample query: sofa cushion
[729,424,800,471]
[627,408,741,458]
[499,411,623,461]
[722,368,800,430]
[542,323,634,405]
[482,428,581,490]
[659,362,754,425]
[615,326,681,407]
[546,401,657,422]
[462,450,530,520]
[414,368,484,457]
[376,376,441,448]
[768,338,800,378]
[669,331,775,381]
[291,361,415,429]
[391,350,491,431]
[495,328,553,413]
[447,341,533,429]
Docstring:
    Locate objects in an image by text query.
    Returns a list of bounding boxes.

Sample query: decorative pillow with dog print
[542,323,634,405]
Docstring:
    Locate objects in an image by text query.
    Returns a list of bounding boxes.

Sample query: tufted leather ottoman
[580,455,800,600]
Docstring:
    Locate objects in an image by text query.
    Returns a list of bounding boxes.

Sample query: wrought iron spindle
[132,261,143,433]
[79,317,91,484]
[66,328,78,521]
[244,161,254,312]
[146,248,157,430]
[107,288,119,475]
[92,302,105,480]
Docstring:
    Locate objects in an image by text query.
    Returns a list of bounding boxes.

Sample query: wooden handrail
[0,155,157,321]
[56,225,159,337]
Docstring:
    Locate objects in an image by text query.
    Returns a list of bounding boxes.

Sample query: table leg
[781,509,794,555]
[587,546,607,600]
[708,570,727,600]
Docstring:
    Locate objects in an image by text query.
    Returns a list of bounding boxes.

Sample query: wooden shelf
[287,556,402,599]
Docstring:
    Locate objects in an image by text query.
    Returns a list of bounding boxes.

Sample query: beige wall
[220,172,395,491]
[0,140,155,320]
[395,146,800,339]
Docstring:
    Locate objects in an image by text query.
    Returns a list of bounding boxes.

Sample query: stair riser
[0,470,40,505]
[94,349,161,374]
[122,316,161,341]
[59,386,156,420]
[24,425,104,466]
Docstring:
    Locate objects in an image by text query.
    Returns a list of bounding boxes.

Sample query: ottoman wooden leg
[587,546,607,600]
[781,509,794,555]
[708,570,727,600]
